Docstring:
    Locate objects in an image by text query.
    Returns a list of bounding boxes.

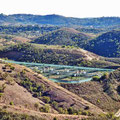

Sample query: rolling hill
[0,34,31,48]
[85,30,120,57]
[0,43,118,68]
[76,27,106,34]
[33,28,94,47]
[0,25,60,38]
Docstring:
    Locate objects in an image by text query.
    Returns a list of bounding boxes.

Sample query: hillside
[0,60,107,119]
[33,28,95,47]
[0,43,118,68]
[61,68,120,114]
[0,34,31,48]
[85,30,120,57]
[1,14,120,27]
[76,27,106,34]
[0,25,60,38]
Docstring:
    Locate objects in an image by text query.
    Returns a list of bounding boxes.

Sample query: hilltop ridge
[0,13,120,27]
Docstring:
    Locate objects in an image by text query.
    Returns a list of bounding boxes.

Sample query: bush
[42,96,50,103]
[10,66,15,70]
[62,45,66,48]
[39,104,50,113]
[9,101,14,105]
[1,73,8,79]
[52,101,58,109]
[34,103,39,110]
[0,84,6,93]
[58,107,64,114]
[0,93,3,97]
[53,117,58,120]
[67,107,74,114]
[101,72,109,80]
[84,106,90,110]
[92,76,100,81]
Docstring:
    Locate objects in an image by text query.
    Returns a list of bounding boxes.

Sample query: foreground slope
[0,104,88,120]
[0,61,118,119]
[0,61,105,116]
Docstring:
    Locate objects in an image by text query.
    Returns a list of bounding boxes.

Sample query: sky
[0,0,120,18]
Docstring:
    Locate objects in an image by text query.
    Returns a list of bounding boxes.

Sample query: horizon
[0,0,120,18]
[1,13,120,19]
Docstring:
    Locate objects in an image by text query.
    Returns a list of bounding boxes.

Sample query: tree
[34,103,39,110]
[42,96,50,103]
[68,107,74,114]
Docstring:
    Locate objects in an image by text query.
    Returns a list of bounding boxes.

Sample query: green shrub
[67,107,74,114]
[58,107,64,114]
[0,84,6,93]
[42,96,50,103]
[9,101,14,105]
[0,93,3,97]
[34,103,39,110]
[39,104,50,113]
[92,76,100,81]
[101,72,109,79]
[10,66,15,70]
[62,45,66,48]
[52,101,58,109]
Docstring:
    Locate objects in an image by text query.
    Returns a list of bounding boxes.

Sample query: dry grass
[1,82,45,110]
[61,81,120,113]
[0,62,104,115]
[0,103,88,120]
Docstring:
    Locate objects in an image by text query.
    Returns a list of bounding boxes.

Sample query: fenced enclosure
[5,60,114,83]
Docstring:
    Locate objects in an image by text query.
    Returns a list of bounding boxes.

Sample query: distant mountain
[33,28,93,47]
[85,30,120,57]
[1,13,120,27]
[76,27,106,34]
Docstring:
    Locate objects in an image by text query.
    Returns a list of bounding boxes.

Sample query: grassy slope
[61,81,120,113]
[0,104,88,120]
[61,68,120,113]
